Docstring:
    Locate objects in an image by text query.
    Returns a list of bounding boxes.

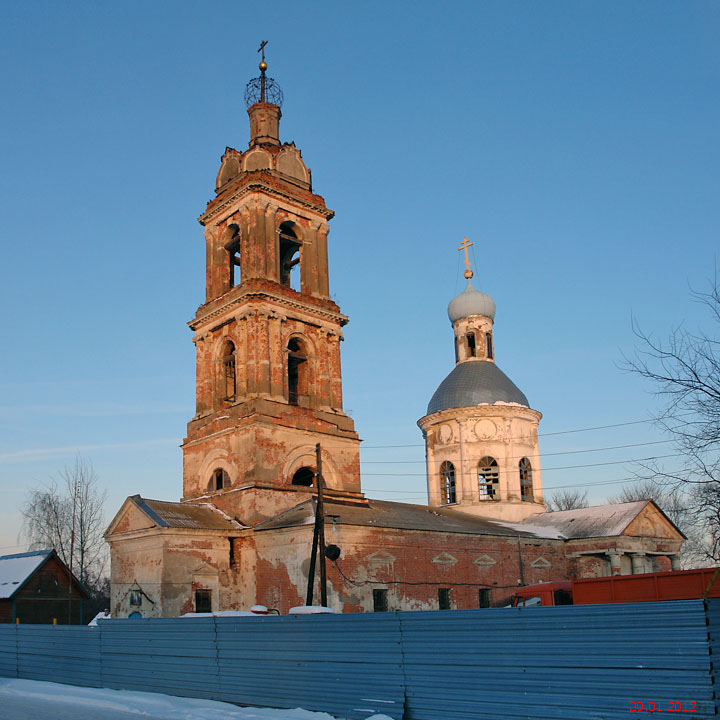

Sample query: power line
[359,452,685,476]
[363,470,688,497]
[333,416,680,451]
[359,439,672,463]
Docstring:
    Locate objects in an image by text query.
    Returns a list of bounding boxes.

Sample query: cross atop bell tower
[181,50,363,524]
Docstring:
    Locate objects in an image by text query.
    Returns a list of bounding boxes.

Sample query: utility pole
[305,443,328,607]
[316,443,327,607]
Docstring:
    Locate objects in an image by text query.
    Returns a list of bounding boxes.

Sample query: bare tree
[608,479,690,529]
[21,457,108,588]
[545,488,589,512]
[624,278,720,563]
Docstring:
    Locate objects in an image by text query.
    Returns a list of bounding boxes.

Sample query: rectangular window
[438,588,452,610]
[195,589,212,613]
[229,537,236,567]
[478,589,490,608]
[373,588,388,612]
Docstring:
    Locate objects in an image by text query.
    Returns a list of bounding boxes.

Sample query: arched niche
[216,156,240,189]
[277,147,309,184]
[244,148,272,172]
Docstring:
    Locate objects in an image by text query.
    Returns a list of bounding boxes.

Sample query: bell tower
[182,49,362,522]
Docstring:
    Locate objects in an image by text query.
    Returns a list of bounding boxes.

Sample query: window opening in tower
[519,458,533,501]
[211,468,230,491]
[291,466,314,486]
[466,332,477,357]
[279,225,301,291]
[287,338,307,405]
[478,457,499,499]
[440,461,456,504]
[224,225,241,289]
[486,332,494,360]
[222,342,236,401]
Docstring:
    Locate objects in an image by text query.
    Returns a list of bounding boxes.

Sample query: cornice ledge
[189,291,348,331]
[417,403,542,429]
[199,181,334,226]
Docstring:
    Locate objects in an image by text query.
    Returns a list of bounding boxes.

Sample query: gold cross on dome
[458,237,474,279]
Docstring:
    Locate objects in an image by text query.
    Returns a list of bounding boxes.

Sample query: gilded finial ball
[259,60,268,72]
[464,269,474,279]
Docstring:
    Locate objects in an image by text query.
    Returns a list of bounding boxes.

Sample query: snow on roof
[289,606,336,615]
[493,520,566,540]
[179,611,267,618]
[515,501,651,539]
[0,550,52,599]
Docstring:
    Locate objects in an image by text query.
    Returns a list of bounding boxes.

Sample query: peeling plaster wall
[419,404,545,522]
[109,533,165,619]
[249,524,570,613]
[109,518,684,617]
[109,530,241,619]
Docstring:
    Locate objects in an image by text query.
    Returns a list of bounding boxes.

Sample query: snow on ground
[0,679,394,720]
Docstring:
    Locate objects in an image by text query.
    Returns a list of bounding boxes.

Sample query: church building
[105,56,684,617]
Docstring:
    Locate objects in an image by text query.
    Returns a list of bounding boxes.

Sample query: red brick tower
[182,55,362,523]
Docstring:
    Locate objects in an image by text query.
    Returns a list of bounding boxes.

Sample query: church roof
[426,360,529,415]
[513,501,657,539]
[254,498,553,538]
[129,496,241,530]
[253,498,684,544]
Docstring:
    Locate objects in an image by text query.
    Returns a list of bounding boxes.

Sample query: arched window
[221,341,236,401]
[478,457,499,499]
[209,467,230,491]
[287,338,308,405]
[440,461,456,504]
[279,222,301,291]
[291,467,314,486]
[466,332,477,358]
[519,458,533,501]
[486,332,494,360]
[224,224,241,288]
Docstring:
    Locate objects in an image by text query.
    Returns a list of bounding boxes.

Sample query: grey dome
[426,361,529,415]
[448,279,496,322]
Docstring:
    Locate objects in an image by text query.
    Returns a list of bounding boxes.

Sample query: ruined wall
[182,420,360,504]
[108,517,684,618]
[249,524,570,614]
[566,534,682,579]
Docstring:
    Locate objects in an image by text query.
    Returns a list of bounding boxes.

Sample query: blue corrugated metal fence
[0,600,717,719]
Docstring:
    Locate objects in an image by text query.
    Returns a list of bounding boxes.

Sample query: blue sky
[1,1,718,554]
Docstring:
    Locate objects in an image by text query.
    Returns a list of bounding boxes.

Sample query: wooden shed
[0,549,89,624]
